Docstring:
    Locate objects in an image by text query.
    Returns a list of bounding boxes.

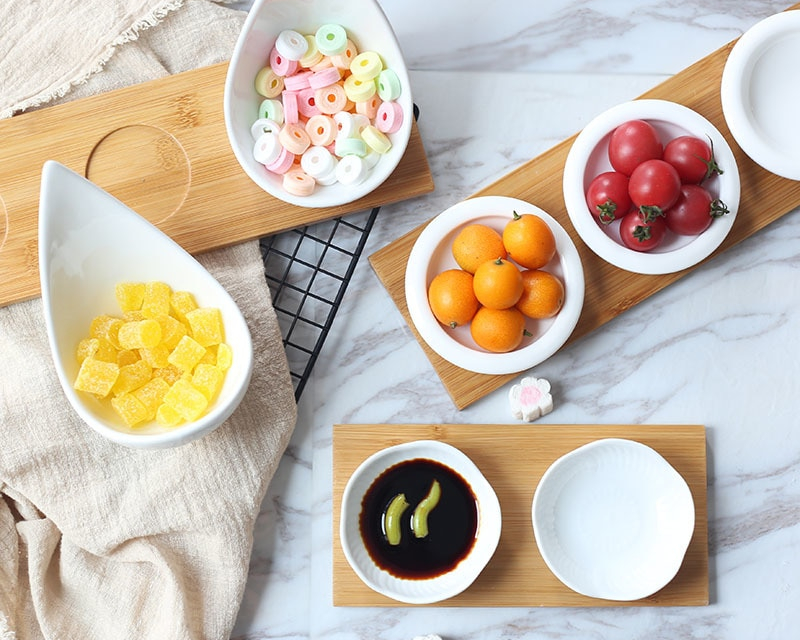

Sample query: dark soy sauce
[359,458,479,579]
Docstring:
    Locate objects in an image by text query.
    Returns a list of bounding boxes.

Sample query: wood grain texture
[369,6,800,410]
[332,423,708,607]
[0,62,434,308]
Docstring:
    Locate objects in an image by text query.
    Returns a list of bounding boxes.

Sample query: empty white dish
[532,438,695,601]
[38,161,254,449]
[721,9,800,180]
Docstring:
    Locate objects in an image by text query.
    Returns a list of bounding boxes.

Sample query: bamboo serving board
[0,61,433,308]
[369,6,800,410]
[332,423,708,607]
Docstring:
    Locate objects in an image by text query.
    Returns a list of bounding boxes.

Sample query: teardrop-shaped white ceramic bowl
[223,0,413,207]
[38,161,254,449]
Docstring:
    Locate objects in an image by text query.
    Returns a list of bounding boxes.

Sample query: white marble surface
[230,1,800,638]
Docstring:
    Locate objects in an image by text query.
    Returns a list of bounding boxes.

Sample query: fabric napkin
[1,2,298,639]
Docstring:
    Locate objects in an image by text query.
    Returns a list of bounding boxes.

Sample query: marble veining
[228,1,800,638]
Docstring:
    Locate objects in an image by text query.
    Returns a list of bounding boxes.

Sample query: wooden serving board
[332,423,708,607]
[369,5,800,410]
[0,61,433,308]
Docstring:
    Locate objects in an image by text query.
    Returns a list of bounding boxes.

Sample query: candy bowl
[223,0,413,208]
[562,99,741,275]
[339,440,502,604]
[38,161,254,450]
[404,195,585,376]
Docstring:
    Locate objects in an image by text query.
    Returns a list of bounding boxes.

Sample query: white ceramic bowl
[223,0,413,208]
[532,438,695,601]
[339,440,501,604]
[721,9,800,181]
[563,99,741,274]
[38,161,254,449]
[405,195,585,376]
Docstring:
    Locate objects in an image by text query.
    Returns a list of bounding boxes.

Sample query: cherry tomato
[665,184,730,236]
[619,209,667,252]
[607,120,663,176]
[628,159,681,211]
[663,135,722,184]
[585,171,632,224]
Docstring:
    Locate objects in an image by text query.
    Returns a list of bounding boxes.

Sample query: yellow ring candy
[299,34,323,68]
[343,74,376,103]
[254,67,284,98]
[360,124,392,154]
[349,51,382,80]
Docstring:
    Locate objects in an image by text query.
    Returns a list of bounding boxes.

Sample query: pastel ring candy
[308,66,342,90]
[250,117,282,141]
[377,68,402,101]
[255,67,284,98]
[331,39,359,70]
[343,75,376,103]
[253,131,281,165]
[284,70,313,91]
[315,24,348,56]
[282,169,316,196]
[305,114,337,146]
[265,147,295,174]
[375,101,404,134]
[335,136,367,158]
[361,125,392,154]
[298,87,322,118]
[315,163,339,186]
[275,29,308,61]
[335,154,368,185]
[356,94,382,120]
[363,150,381,170]
[301,146,337,179]
[270,47,298,77]
[281,90,300,125]
[279,122,311,155]
[299,34,323,68]
[316,83,348,115]
[333,111,356,137]
[258,99,284,126]
[350,51,382,80]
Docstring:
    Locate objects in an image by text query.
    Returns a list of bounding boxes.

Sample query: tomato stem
[710,198,730,218]
[638,205,664,223]
[632,224,653,243]
[596,200,617,225]
[701,137,724,181]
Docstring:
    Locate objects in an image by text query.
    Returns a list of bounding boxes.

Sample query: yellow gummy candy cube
[170,290,198,323]
[215,343,233,371]
[192,363,224,401]
[155,313,187,350]
[116,349,140,367]
[168,335,206,372]
[115,282,145,312]
[156,403,183,427]
[112,359,152,396]
[118,318,162,350]
[133,377,170,419]
[138,344,171,369]
[185,307,224,347]
[152,365,183,385]
[74,358,119,398]
[163,379,208,421]
[141,281,172,318]
[90,315,123,348]
[111,393,150,427]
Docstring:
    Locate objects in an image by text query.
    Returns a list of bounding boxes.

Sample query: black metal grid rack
[259,207,380,400]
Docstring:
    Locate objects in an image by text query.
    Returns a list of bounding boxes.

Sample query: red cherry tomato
[663,135,722,184]
[665,184,730,236]
[619,209,667,252]
[585,171,632,224]
[608,120,663,176]
[628,159,681,211]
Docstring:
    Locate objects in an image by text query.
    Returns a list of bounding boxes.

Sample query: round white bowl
[721,9,800,181]
[38,161,254,449]
[532,438,695,601]
[223,0,413,208]
[405,195,585,376]
[563,99,741,275]
[339,440,501,604]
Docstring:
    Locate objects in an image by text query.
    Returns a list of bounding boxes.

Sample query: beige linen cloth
[1,1,298,638]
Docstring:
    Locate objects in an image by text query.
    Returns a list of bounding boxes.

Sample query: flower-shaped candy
[509,377,553,422]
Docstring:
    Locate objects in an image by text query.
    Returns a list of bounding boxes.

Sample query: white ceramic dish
[532,438,695,601]
[223,0,413,207]
[721,9,800,181]
[38,161,254,449]
[562,99,740,274]
[339,440,501,604]
[405,195,584,376]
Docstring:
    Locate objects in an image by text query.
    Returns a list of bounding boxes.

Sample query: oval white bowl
[405,195,585,376]
[532,438,695,601]
[563,99,740,274]
[721,9,800,181]
[223,0,413,208]
[340,440,501,604]
[38,161,254,449]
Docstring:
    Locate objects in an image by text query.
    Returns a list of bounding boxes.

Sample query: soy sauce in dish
[359,458,478,579]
